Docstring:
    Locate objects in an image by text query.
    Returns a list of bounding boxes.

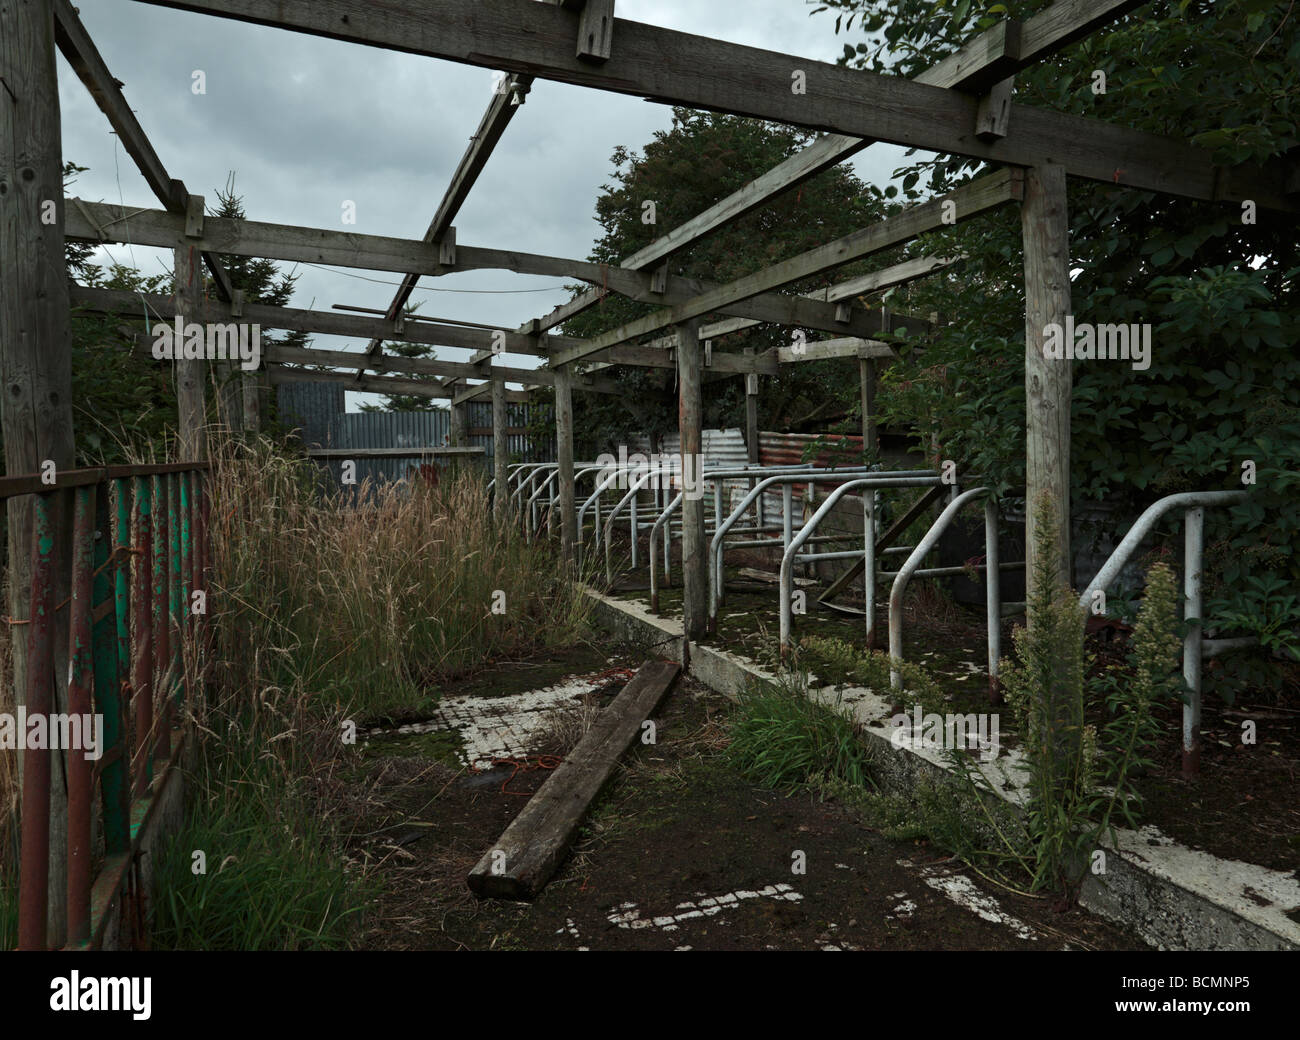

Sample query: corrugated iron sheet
[325,404,554,489]
[277,381,345,448]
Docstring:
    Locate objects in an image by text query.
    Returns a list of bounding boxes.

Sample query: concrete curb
[584,585,1300,952]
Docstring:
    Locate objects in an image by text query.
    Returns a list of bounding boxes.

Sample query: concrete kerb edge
[581,585,1300,952]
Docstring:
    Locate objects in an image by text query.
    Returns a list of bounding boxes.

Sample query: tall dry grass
[147,434,594,948]
[5,433,592,949]
[210,437,591,723]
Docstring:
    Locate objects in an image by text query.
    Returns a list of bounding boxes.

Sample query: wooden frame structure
[2,7,1294,945]
[10,0,1294,606]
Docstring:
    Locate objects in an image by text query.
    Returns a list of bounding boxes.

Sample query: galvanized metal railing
[4,461,209,950]
[713,469,933,629]
[770,475,945,654]
[887,487,1005,695]
[1079,489,1252,777]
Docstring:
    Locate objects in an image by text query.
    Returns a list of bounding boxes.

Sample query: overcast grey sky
[62,0,917,410]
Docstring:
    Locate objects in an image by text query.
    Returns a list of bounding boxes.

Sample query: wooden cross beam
[638,254,958,351]
[267,364,454,399]
[548,169,1021,367]
[127,0,1294,210]
[523,0,1141,337]
[357,69,534,380]
[63,199,883,338]
[78,284,578,361]
[54,0,234,301]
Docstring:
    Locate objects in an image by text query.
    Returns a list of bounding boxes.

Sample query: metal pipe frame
[641,465,837,611]
[777,475,946,655]
[11,463,208,950]
[713,470,933,627]
[886,488,1001,698]
[1077,489,1251,778]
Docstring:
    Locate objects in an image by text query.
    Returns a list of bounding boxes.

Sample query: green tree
[63,169,317,463]
[558,108,890,455]
[809,0,1299,690]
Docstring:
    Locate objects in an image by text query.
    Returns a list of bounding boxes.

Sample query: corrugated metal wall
[322,403,555,488]
[624,428,867,522]
[277,382,345,448]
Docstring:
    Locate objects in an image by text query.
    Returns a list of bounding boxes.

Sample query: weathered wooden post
[1,0,77,948]
[554,365,577,559]
[1021,162,1073,592]
[173,233,208,459]
[449,387,467,448]
[491,376,508,523]
[241,373,261,434]
[744,347,759,464]
[677,320,707,642]
[858,356,877,456]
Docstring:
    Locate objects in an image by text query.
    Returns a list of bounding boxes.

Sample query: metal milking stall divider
[1079,489,1256,778]
[711,470,938,627]
[5,461,210,950]
[584,461,831,575]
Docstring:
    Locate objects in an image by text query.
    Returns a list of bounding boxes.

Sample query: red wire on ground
[488,754,563,795]
[474,666,637,794]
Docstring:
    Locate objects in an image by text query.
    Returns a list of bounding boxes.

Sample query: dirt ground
[338,646,1146,951]
[616,542,1300,878]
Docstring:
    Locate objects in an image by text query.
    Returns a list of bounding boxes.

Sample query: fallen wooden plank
[738,567,816,588]
[467,658,680,900]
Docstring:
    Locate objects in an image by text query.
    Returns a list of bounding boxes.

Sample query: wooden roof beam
[63,199,885,339]
[54,0,234,300]
[357,69,534,378]
[550,170,1019,367]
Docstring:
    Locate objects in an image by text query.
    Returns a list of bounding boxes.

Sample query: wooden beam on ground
[551,170,1020,367]
[1022,162,1073,590]
[64,201,882,340]
[467,658,680,900]
[53,0,233,300]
